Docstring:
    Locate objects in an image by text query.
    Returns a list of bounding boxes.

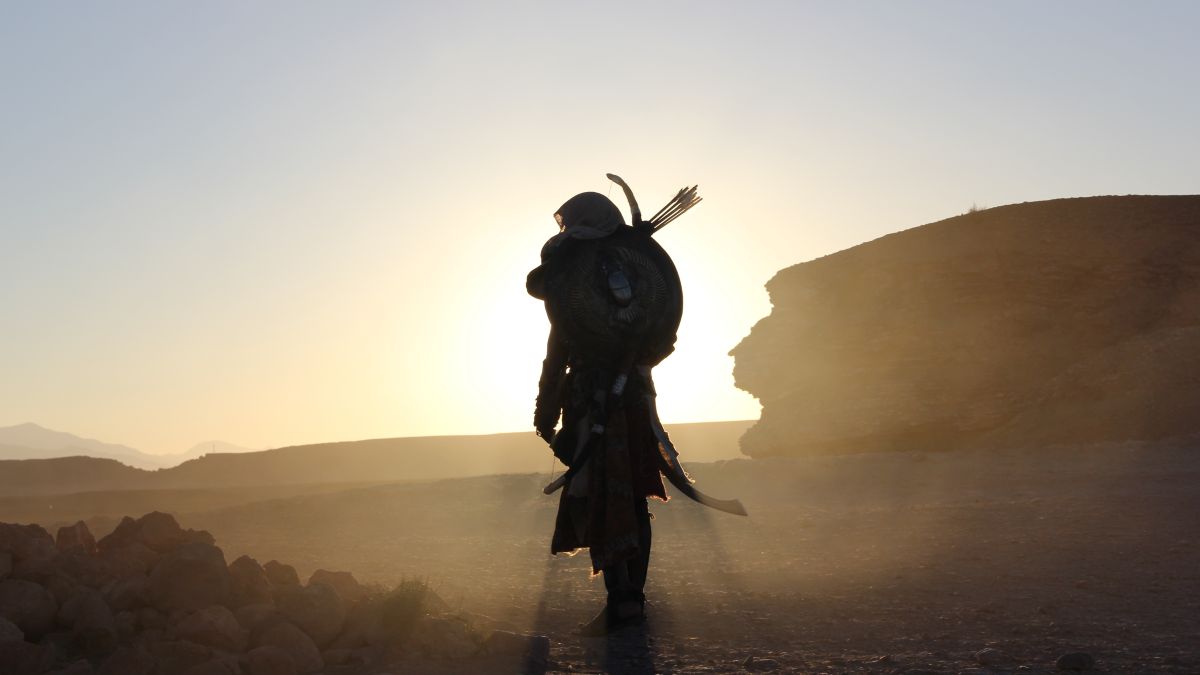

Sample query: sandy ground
[158,441,1198,673]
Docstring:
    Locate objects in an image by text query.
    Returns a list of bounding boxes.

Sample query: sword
[643,385,748,517]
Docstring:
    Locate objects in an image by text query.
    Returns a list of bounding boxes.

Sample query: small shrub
[380,578,431,639]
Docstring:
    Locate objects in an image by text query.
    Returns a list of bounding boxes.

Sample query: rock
[41,573,82,606]
[136,607,166,631]
[320,647,375,668]
[56,522,98,555]
[171,605,247,652]
[0,639,55,674]
[263,561,299,588]
[96,517,139,552]
[113,611,137,641]
[0,578,58,639]
[404,615,478,660]
[98,646,155,675]
[47,659,95,675]
[134,512,189,554]
[148,542,231,612]
[97,513,213,556]
[329,597,383,650]
[276,583,345,647]
[55,548,110,589]
[58,588,117,655]
[307,570,364,602]
[0,523,57,570]
[0,552,11,580]
[0,615,23,642]
[147,639,213,674]
[252,621,322,674]
[234,604,279,633]
[730,196,1200,456]
[975,648,1008,666]
[180,656,241,675]
[98,543,158,580]
[103,574,150,611]
[243,645,299,675]
[1056,652,1096,670]
[229,556,273,608]
[481,630,550,670]
[743,655,781,672]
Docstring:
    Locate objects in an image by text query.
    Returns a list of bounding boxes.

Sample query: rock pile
[731,195,1200,457]
[0,513,549,675]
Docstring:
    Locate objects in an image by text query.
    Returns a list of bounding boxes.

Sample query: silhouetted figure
[527,175,696,636]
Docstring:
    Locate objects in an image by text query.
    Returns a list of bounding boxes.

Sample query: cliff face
[731,195,1200,457]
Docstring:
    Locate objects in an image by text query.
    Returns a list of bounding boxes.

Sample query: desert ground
[15,439,1196,674]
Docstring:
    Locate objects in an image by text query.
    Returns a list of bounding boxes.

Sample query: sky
[1,2,1197,455]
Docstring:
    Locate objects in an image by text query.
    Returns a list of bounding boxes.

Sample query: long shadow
[600,620,657,674]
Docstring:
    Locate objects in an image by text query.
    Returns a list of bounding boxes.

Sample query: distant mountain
[0,423,158,468]
[0,420,753,497]
[0,423,255,469]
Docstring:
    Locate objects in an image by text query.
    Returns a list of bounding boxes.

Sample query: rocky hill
[0,421,751,498]
[0,513,548,674]
[731,195,1200,457]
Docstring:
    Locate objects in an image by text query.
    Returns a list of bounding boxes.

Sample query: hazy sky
[2,2,1197,454]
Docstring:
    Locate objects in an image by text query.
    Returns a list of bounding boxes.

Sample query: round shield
[542,227,683,366]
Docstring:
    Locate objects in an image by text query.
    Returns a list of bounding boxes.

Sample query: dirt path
[190,442,1199,673]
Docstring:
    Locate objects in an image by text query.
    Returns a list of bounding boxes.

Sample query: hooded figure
[528,190,678,635]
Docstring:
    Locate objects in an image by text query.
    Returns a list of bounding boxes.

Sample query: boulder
[47,659,95,675]
[54,548,109,589]
[1056,652,1096,670]
[113,610,137,641]
[229,556,273,607]
[328,598,380,650]
[0,639,55,674]
[262,561,299,588]
[56,522,97,555]
[133,512,189,554]
[95,517,139,553]
[252,621,322,674]
[42,573,82,605]
[98,543,158,580]
[146,639,213,674]
[171,605,247,652]
[243,645,299,675]
[180,656,241,675]
[234,604,278,634]
[320,647,374,668]
[0,523,57,571]
[0,615,23,642]
[975,648,1008,666]
[276,583,345,647]
[404,615,479,660]
[97,646,155,675]
[57,588,117,655]
[148,542,231,612]
[0,578,58,639]
[103,574,150,611]
[307,570,364,602]
[730,195,1200,456]
[135,607,166,631]
[97,513,214,556]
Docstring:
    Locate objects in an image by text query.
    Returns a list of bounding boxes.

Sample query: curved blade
[659,460,748,516]
[644,387,748,516]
